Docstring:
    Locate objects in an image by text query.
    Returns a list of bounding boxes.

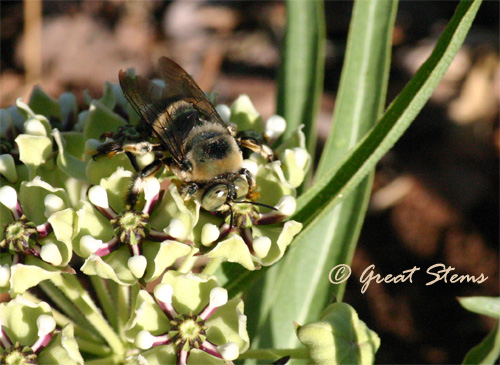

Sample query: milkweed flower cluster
[0,81,311,364]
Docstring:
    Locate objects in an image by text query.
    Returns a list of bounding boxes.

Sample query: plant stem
[177,247,198,273]
[50,275,125,358]
[201,257,223,276]
[238,348,309,360]
[90,275,117,331]
[39,280,96,333]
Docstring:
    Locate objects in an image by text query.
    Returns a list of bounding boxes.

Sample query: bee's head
[201,177,249,211]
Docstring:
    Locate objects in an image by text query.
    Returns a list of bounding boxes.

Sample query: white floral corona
[135,330,155,350]
[80,235,103,256]
[218,342,239,360]
[164,218,186,240]
[88,185,109,209]
[154,283,174,304]
[36,314,56,336]
[209,287,228,308]
[44,194,65,218]
[0,185,18,212]
[201,223,220,246]
[253,236,272,258]
[276,195,296,216]
[24,118,47,136]
[265,115,286,140]
[0,154,17,183]
[128,255,147,278]
[40,242,63,266]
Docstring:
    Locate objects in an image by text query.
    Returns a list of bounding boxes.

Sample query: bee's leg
[179,183,198,201]
[92,141,160,160]
[237,132,275,161]
[127,159,164,207]
[240,168,254,189]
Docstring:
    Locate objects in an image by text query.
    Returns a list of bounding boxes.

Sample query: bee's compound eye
[202,184,229,211]
[234,177,249,199]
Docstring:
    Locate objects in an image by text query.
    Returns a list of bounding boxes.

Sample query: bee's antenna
[236,201,278,211]
[229,204,234,230]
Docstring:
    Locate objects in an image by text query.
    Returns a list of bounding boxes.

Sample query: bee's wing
[118,69,187,164]
[158,57,229,129]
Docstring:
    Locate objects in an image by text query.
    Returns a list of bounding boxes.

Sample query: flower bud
[217,342,239,360]
[292,147,309,171]
[265,115,286,140]
[24,118,47,136]
[143,178,160,202]
[154,283,173,305]
[253,236,271,258]
[128,255,147,278]
[80,235,103,256]
[164,218,186,240]
[40,242,63,266]
[135,330,155,350]
[0,265,11,287]
[276,195,296,216]
[44,194,65,218]
[209,287,228,308]
[88,185,109,209]
[0,185,18,212]
[201,223,220,246]
[37,314,56,337]
[0,154,17,183]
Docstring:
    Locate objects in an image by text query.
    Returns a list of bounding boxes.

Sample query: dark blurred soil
[1,1,498,363]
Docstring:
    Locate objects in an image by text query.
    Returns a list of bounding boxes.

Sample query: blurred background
[1,0,498,363]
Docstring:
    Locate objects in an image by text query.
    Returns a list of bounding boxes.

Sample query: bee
[95,57,273,222]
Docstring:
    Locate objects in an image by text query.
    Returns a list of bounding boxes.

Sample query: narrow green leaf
[459,297,500,319]
[463,322,500,365]
[293,0,483,229]
[276,0,325,160]
[253,0,397,349]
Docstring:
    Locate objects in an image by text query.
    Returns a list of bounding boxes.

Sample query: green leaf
[276,0,325,160]
[250,0,397,349]
[293,0,483,229]
[459,297,500,319]
[28,85,63,122]
[463,322,500,365]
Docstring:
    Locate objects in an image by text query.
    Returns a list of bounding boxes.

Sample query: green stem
[50,275,125,358]
[177,247,198,273]
[201,257,223,276]
[85,355,117,365]
[39,280,96,333]
[238,348,309,360]
[112,281,129,336]
[76,338,112,357]
[90,275,117,331]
